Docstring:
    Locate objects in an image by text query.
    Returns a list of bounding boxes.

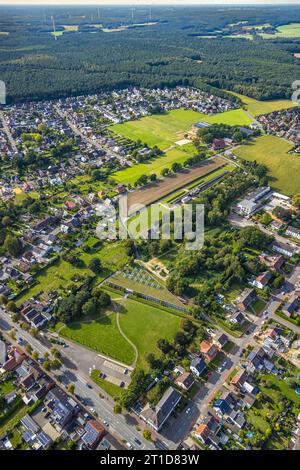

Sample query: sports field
[234,135,300,195]
[229,91,298,116]
[111,108,253,151]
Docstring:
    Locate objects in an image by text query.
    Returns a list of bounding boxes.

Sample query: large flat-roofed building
[237,187,271,215]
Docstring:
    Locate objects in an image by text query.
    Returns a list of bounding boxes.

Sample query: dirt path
[113,296,139,368]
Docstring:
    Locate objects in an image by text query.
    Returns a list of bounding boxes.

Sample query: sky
[1,0,300,5]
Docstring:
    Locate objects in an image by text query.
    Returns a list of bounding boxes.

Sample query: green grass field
[111,108,253,151]
[57,296,182,370]
[113,147,192,185]
[17,242,130,305]
[260,23,300,39]
[234,135,299,195]
[57,311,136,365]
[112,107,250,185]
[90,370,124,401]
[229,91,298,116]
[118,297,182,369]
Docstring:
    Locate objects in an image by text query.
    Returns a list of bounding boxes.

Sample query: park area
[234,135,300,195]
[117,297,182,369]
[111,107,253,151]
[56,296,182,370]
[56,310,136,366]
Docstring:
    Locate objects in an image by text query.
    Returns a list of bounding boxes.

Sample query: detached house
[253,271,272,290]
[282,291,300,317]
[190,357,206,377]
[81,420,106,449]
[213,333,228,349]
[175,371,194,391]
[236,288,257,311]
[200,340,218,363]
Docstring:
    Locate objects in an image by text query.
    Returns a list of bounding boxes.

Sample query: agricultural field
[259,23,300,39]
[111,108,253,152]
[225,23,300,41]
[234,135,299,195]
[126,156,227,212]
[229,91,298,116]
[56,311,136,366]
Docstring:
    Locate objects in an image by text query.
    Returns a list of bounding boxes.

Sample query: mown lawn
[111,108,205,150]
[57,311,135,366]
[90,369,125,401]
[0,378,15,395]
[234,135,299,195]
[260,374,300,408]
[113,147,194,185]
[117,297,182,369]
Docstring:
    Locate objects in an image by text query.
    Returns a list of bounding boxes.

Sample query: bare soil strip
[127,156,226,214]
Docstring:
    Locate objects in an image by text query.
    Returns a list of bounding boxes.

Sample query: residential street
[229,212,300,252]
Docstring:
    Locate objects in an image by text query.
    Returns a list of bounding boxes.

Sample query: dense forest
[1,5,300,103]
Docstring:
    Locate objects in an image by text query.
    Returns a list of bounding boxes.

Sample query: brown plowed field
[126,156,226,215]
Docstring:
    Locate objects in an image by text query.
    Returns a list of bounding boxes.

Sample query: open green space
[260,373,300,408]
[17,242,130,305]
[0,378,15,395]
[234,135,299,195]
[111,108,253,152]
[260,23,300,39]
[56,295,182,370]
[56,311,136,365]
[117,297,182,369]
[113,147,193,185]
[229,91,298,116]
[90,369,125,401]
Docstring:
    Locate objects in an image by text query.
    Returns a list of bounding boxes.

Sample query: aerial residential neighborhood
[0,2,300,459]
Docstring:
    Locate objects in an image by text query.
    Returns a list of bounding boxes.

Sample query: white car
[126,442,133,449]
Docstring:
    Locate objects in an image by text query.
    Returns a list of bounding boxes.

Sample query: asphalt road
[229,212,300,252]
